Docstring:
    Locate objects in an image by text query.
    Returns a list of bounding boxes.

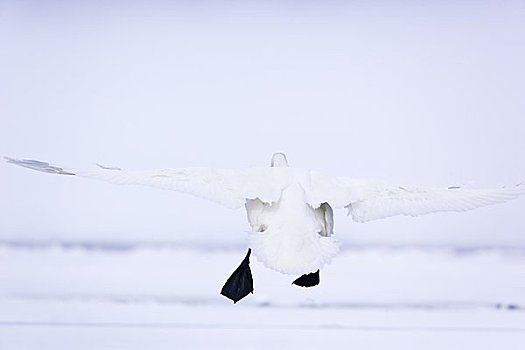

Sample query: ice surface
[1,243,524,349]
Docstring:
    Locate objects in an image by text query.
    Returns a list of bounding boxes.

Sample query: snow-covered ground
[1,243,524,349]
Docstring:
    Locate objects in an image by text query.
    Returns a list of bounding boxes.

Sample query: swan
[5,153,525,303]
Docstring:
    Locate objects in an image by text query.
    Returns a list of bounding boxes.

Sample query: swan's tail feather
[249,230,339,275]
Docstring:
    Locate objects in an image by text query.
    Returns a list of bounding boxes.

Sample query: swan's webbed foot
[220,249,254,303]
[292,270,320,288]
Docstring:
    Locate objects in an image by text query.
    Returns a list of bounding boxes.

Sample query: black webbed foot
[292,270,320,288]
[220,249,254,303]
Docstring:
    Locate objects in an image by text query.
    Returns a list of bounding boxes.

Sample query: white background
[1,0,524,247]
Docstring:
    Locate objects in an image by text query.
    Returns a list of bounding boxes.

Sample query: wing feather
[5,157,290,208]
[340,179,525,222]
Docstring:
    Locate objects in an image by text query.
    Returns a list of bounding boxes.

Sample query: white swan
[5,153,525,302]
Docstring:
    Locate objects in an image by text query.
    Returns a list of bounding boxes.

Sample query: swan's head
[270,152,289,167]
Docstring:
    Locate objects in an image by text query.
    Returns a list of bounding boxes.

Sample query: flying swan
[5,153,525,303]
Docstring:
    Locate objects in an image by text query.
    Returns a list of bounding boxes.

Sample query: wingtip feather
[5,156,75,175]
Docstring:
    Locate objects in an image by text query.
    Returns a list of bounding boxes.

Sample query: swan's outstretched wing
[311,174,525,223]
[5,157,289,208]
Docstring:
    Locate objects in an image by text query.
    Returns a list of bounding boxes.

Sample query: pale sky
[1,1,524,247]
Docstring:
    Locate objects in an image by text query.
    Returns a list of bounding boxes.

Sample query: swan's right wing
[5,157,291,209]
[324,176,525,223]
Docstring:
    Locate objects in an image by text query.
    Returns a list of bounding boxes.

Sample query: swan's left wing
[5,157,289,208]
[308,172,525,223]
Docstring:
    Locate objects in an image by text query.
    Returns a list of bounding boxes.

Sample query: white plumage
[5,154,525,275]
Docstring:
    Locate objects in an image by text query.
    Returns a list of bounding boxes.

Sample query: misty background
[1,0,524,248]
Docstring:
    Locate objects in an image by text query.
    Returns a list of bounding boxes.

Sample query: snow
[1,244,524,349]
